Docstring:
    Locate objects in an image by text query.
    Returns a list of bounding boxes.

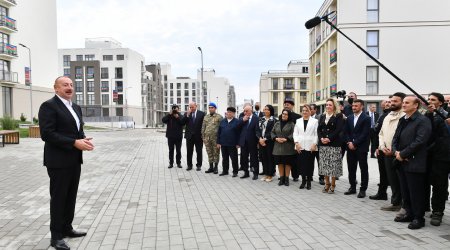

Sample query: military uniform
[202,112,223,173]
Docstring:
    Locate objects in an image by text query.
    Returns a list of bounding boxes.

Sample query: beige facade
[309,0,450,112]
[259,60,309,115]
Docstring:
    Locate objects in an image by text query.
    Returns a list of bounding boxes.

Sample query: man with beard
[343,92,357,117]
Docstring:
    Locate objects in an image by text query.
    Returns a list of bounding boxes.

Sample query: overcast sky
[57,0,323,103]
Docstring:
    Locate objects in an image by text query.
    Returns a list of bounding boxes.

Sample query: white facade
[199,69,231,116]
[0,0,58,120]
[58,38,147,125]
[309,0,450,110]
[164,77,205,114]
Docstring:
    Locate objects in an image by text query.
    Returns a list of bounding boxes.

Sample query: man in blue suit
[344,99,371,198]
[239,105,259,179]
[217,107,241,177]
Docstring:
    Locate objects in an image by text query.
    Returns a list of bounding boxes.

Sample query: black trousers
[431,160,450,213]
[384,155,402,206]
[186,136,203,168]
[369,130,377,156]
[347,150,369,191]
[377,151,389,194]
[259,141,275,176]
[291,153,300,180]
[398,167,426,220]
[47,166,81,240]
[240,142,259,175]
[168,137,182,165]
[299,150,315,179]
[221,146,239,174]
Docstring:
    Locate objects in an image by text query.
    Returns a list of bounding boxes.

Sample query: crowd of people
[162,92,450,230]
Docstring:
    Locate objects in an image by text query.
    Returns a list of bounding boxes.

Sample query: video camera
[336,90,346,99]
[171,105,179,115]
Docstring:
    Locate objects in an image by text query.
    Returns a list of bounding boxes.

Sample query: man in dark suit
[367,104,380,158]
[239,105,259,179]
[344,99,371,198]
[38,76,94,250]
[162,104,186,169]
[254,102,264,118]
[392,96,432,230]
[183,102,205,171]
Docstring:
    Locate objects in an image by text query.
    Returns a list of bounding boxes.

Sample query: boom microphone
[305,16,321,29]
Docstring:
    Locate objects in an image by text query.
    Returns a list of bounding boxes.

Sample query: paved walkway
[0,129,449,250]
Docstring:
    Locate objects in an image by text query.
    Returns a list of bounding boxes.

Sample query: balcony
[0,71,18,84]
[0,42,17,60]
[330,49,337,64]
[0,16,17,33]
[0,0,17,7]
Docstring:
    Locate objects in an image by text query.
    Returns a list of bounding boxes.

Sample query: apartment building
[309,0,450,111]
[144,63,164,127]
[58,38,147,125]
[260,60,310,115]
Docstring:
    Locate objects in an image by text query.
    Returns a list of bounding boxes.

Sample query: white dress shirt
[353,111,363,127]
[56,94,80,131]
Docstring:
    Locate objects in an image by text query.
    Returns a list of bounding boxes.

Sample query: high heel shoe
[322,184,330,193]
[328,185,335,194]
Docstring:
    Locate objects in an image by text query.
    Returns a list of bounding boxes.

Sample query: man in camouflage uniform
[202,102,223,174]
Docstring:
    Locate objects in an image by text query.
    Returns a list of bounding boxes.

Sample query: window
[184,82,189,89]
[177,82,181,89]
[101,81,109,92]
[367,31,379,59]
[285,92,293,99]
[75,67,83,79]
[367,0,379,23]
[63,55,70,67]
[76,55,83,61]
[170,90,173,96]
[116,107,123,116]
[102,108,109,117]
[76,94,83,104]
[192,82,196,89]
[192,90,196,97]
[164,90,168,96]
[1,86,11,116]
[63,68,70,76]
[103,55,113,61]
[164,82,167,89]
[184,97,189,104]
[86,66,94,79]
[87,81,94,92]
[300,92,307,103]
[102,94,109,105]
[284,78,294,90]
[101,68,109,79]
[302,67,309,74]
[85,54,95,61]
[75,82,83,92]
[177,90,181,97]
[117,94,123,105]
[170,83,173,89]
[87,94,95,105]
[366,66,379,95]
[272,78,278,89]
[116,81,123,92]
[116,54,124,60]
[177,98,181,104]
[183,90,188,97]
[273,92,278,104]
[300,78,307,90]
[115,67,123,78]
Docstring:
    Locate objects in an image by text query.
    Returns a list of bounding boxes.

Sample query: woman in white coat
[294,104,319,190]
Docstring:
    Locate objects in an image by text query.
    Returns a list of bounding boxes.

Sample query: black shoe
[50,239,70,250]
[371,154,376,158]
[319,178,325,185]
[213,165,218,174]
[369,193,388,200]
[219,172,228,176]
[205,168,214,173]
[196,167,201,171]
[177,164,182,168]
[278,176,285,186]
[232,173,238,177]
[336,177,340,180]
[344,188,356,195]
[64,229,87,238]
[306,181,311,190]
[252,175,258,180]
[240,173,250,179]
[186,166,193,171]
[430,212,443,226]
[394,214,414,222]
[299,179,306,189]
[284,178,289,186]
[408,219,425,229]
[357,190,366,198]
[293,178,299,182]
[168,164,174,169]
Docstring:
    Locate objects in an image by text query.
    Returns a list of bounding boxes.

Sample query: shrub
[33,117,39,124]
[20,113,26,122]
[1,115,18,130]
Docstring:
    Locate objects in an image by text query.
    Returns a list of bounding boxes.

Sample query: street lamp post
[19,43,33,124]
[197,46,204,101]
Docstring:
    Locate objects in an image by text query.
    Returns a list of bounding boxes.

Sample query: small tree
[20,113,26,122]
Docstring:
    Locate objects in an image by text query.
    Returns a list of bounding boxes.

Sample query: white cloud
[57,0,322,103]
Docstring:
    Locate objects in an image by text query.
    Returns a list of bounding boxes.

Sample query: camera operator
[162,104,186,168]
[343,92,357,117]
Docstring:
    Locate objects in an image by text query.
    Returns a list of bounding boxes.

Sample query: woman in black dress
[256,105,277,182]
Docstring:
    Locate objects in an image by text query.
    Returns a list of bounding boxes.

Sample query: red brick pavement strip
[0,129,449,249]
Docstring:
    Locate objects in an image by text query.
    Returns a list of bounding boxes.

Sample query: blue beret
[208,102,217,108]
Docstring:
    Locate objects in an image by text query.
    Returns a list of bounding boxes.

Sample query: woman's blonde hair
[324,98,341,115]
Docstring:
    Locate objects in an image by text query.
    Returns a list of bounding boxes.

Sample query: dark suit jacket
[366,111,380,129]
[183,110,205,140]
[344,112,371,152]
[425,108,450,162]
[217,118,241,146]
[238,114,259,147]
[317,113,345,147]
[392,111,432,173]
[38,95,85,168]
[162,113,185,139]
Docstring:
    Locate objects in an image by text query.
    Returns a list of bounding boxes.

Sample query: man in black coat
[162,104,186,169]
[367,104,380,158]
[183,102,205,171]
[38,76,94,250]
[343,99,371,198]
[392,96,432,230]
[343,92,357,117]
[425,92,450,226]
[239,105,259,179]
